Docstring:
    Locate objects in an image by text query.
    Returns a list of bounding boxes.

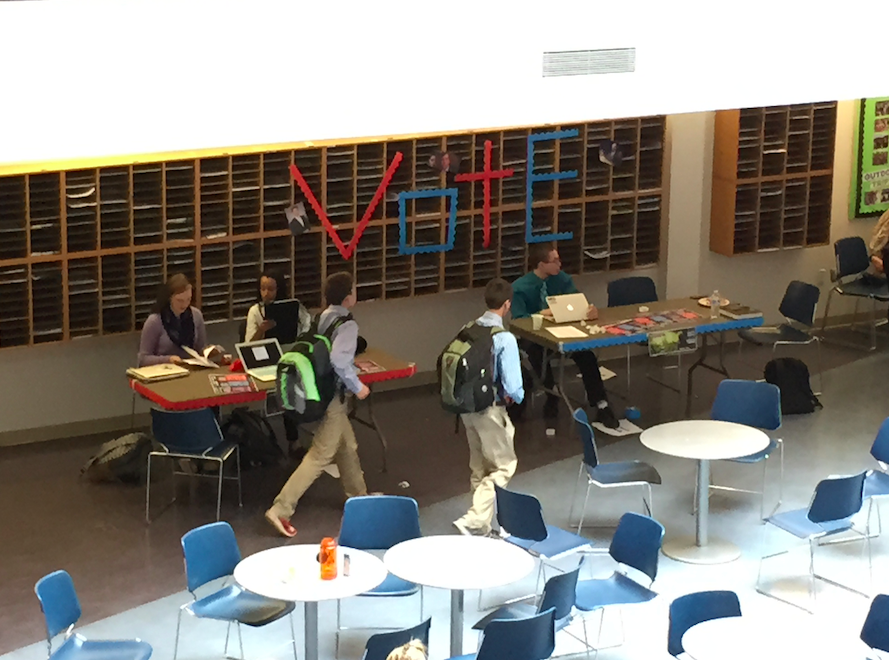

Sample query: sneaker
[265,509,297,538]
[596,405,620,430]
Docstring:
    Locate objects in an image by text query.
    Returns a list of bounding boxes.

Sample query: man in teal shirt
[511,242,618,428]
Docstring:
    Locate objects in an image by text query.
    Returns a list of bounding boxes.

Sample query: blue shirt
[317,305,363,395]
[475,311,524,404]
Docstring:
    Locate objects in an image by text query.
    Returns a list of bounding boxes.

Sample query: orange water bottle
[319,537,338,580]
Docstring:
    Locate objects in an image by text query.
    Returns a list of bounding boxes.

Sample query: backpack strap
[322,313,354,339]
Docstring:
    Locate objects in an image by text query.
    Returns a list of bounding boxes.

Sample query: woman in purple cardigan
[138,274,208,366]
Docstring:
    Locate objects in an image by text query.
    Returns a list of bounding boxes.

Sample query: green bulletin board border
[851,97,889,218]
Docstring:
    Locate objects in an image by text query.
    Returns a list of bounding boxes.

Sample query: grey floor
[6,350,889,660]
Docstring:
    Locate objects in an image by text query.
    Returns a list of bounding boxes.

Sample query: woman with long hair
[137,273,208,366]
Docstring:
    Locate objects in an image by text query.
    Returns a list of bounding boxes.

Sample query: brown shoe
[265,509,297,538]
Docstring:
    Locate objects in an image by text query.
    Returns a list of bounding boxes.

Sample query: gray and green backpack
[277,314,352,422]
[437,322,502,415]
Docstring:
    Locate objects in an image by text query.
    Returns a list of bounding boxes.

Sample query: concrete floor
[3,339,888,659]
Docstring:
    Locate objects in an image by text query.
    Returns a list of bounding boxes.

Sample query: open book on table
[182,345,224,368]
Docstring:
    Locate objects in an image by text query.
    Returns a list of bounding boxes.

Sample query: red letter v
[289,152,403,260]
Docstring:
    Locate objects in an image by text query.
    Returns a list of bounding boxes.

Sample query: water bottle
[709,290,721,319]
[320,537,338,580]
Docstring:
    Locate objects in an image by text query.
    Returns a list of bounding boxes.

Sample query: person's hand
[504,395,514,405]
[169,355,183,364]
[218,354,233,366]
[872,255,884,274]
[356,384,371,400]
[541,309,554,319]
[259,319,276,333]
[586,304,599,320]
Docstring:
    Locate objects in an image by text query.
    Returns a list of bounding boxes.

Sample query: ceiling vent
[542,48,635,77]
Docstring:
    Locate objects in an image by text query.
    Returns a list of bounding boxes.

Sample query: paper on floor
[592,418,643,436]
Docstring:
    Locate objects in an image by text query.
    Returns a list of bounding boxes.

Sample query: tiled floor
[2,337,886,659]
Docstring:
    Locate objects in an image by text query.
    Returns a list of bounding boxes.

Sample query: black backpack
[220,407,284,468]
[277,314,353,423]
[764,357,822,415]
[437,322,502,415]
[80,432,157,484]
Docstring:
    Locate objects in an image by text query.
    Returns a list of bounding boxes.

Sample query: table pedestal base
[450,589,464,657]
[304,601,318,660]
[662,536,741,565]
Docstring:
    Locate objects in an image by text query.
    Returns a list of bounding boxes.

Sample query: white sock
[596,400,609,409]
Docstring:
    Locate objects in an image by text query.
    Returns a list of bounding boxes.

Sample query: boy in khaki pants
[453,278,525,537]
[265,272,370,537]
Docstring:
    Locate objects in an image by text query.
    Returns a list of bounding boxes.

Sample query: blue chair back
[835,236,870,278]
[778,280,820,327]
[538,565,580,620]
[861,594,889,653]
[151,407,223,454]
[609,513,665,583]
[339,496,421,550]
[181,522,242,593]
[494,485,548,542]
[35,570,82,640]
[572,408,599,469]
[363,618,431,660]
[807,472,867,524]
[477,608,556,660]
[607,276,658,308]
[667,590,741,657]
[871,417,889,465]
[710,380,781,431]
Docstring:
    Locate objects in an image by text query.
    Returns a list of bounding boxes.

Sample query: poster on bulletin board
[852,97,889,217]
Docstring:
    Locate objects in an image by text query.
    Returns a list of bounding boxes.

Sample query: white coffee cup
[531,313,544,330]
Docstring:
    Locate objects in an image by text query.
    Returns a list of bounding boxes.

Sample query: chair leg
[289,612,298,660]
[236,446,243,508]
[644,483,653,518]
[577,482,593,534]
[215,457,224,522]
[145,453,153,524]
[819,289,835,336]
[568,461,584,531]
[173,607,184,660]
[224,621,231,657]
[872,297,878,351]
[236,622,244,660]
[815,337,824,396]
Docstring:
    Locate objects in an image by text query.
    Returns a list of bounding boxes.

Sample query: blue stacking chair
[706,379,783,520]
[472,564,580,643]
[336,496,424,656]
[574,513,664,654]
[147,407,241,523]
[35,570,153,660]
[820,236,889,351]
[362,618,431,660]
[607,276,660,391]
[569,409,661,532]
[174,522,296,660]
[756,472,870,612]
[447,608,556,660]
[865,417,889,536]
[667,590,741,657]
[861,594,889,657]
[494,485,592,598]
[738,280,823,392]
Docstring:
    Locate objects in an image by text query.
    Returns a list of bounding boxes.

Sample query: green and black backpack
[277,314,353,422]
[437,322,501,415]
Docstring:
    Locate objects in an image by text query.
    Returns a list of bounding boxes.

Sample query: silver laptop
[235,338,284,382]
[546,293,590,324]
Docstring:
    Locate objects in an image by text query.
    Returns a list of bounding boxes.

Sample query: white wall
[0,0,885,167]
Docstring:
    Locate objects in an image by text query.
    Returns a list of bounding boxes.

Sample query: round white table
[384,535,535,657]
[640,419,769,564]
[234,544,387,660]
[681,616,855,659]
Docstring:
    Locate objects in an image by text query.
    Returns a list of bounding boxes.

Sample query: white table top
[681,616,855,660]
[640,419,769,461]
[233,544,387,602]
[384,535,535,591]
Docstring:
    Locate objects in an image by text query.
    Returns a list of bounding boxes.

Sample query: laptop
[264,299,301,344]
[235,338,284,382]
[546,293,590,324]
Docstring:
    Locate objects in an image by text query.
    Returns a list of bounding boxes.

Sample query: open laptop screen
[238,339,283,370]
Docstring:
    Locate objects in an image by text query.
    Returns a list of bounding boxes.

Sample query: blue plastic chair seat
[51,636,152,660]
[865,470,889,499]
[505,524,591,559]
[588,461,662,486]
[738,324,812,345]
[766,508,854,539]
[836,277,889,300]
[472,602,572,633]
[189,585,294,626]
[728,438,779,464]
[364,572,419,597]
[574,572,657,612]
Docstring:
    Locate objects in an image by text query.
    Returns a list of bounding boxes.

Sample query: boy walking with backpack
[265,272,370,537]
[448,278,524,537]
